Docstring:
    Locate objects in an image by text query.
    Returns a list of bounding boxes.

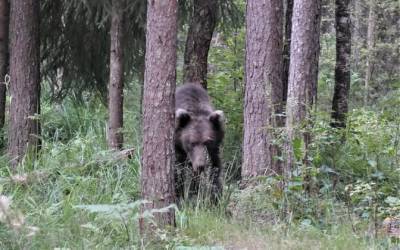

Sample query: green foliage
[293,137,306,162]
[208,27,245,180]
[41,96,107,143]
[40,0,146,101]
[1,0,399,248]
[0,97,141,249]
[228,93,400,239]
[303,105,400,229]
[172,200,378,249]
[4,92,397,248]
[313,2,400,233]
[318,32,336,112]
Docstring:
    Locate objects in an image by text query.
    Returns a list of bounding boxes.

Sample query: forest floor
[1,99,399,249]
[0,131,397,249]
[174,207,382,250]
[0,156,393,250]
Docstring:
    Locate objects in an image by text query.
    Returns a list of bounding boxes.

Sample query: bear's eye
[185,142,196,149]
[204,139,213,145]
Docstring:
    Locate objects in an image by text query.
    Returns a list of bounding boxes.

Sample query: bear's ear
[209,110,224,130]
[176,108,191,128]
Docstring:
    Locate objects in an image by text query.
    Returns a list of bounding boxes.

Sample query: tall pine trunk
[365,0,376,105]
[352,0,362,71]
[0,0,8,136]
[140,0,177,231]
[285,0,321,176]
[242,0,283,178]
[8,0,40,168]
[282,0,293,106]
[331,0,351,128]
[183,0,217,89]
[107,0,125,150]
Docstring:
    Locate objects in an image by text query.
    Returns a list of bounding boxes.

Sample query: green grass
[1,97,399,249]
[0,138,141,249]
[181,214,357,249]
[0,165,396,249]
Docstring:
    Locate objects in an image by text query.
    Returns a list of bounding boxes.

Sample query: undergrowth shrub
[0,95,142,249]
[228,105,400,238]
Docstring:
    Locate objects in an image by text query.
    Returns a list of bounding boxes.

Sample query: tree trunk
[285,0,321,176]
[282,0,293,106]
[0,0,9,135]
[331,0,351,128]
[365,0,376,106]
[352,0,362,71]
[140,0,177,232]
[242,0,283,178]
[183,0,217,89]
[107,0,125,150]
[8,0,40,168]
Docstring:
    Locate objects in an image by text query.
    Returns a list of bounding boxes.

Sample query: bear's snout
[190,145,208,174]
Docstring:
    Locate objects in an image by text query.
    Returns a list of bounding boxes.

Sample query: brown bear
[174,83,224,203]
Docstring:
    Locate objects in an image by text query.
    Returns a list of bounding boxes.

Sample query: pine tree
[242,0,283,177]
[332,0,351,127]
[8,0,41,168]
[0,0,9,138]
[140,0,178,231]
[107,0,126,150]
[183,0,217,89]
[285,0,321,176]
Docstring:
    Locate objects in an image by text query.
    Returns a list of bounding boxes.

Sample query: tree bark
[331,0,351,128]
[183,0,217,89]
[242,0,283,178]
[352,0,362,71]
[285,0,321,175]
[107,0,125,150]
[365,0,376,106]
[140,0,177,232]
[0,0,9,134]
[8,0,40,168]
[282,0,293,106]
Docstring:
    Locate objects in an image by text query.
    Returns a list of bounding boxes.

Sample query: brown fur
[175,83,224,203]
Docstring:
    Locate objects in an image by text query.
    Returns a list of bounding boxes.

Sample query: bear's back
[175,83,213,115]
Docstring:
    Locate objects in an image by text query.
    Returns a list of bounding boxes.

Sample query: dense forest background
[0,0,399,248]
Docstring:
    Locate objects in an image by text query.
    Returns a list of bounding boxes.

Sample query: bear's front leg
[209,148,222,204]
[175,149,187,204]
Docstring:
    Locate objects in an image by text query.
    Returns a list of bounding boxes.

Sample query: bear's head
[175,108,224,174]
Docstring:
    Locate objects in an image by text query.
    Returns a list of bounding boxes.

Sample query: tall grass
[0,97,142,249]
[1,88,399,249]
